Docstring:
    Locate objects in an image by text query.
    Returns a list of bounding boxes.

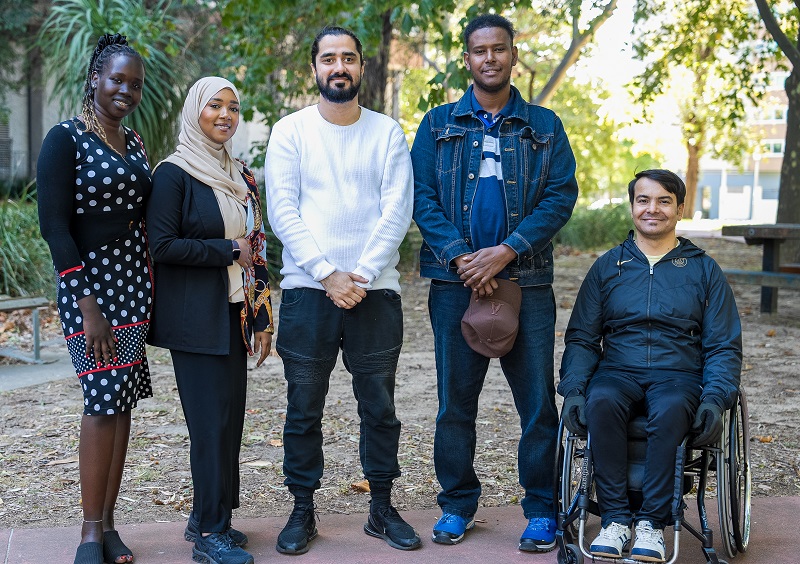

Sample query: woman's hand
[253,331,272,367]
[77,296,117,367]
[234,237,252,269]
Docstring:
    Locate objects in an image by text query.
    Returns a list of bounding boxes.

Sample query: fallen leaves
[351,480,370,493]
[44,455,79,466]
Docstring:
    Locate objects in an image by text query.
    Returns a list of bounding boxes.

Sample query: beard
[471,72,511,94]
[316,71,361,103]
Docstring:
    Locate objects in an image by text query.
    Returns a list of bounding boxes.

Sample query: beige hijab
[158,77,248,301]
[159,76,248,205]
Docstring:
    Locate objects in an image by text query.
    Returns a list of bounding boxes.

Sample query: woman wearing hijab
[146,77,273,564]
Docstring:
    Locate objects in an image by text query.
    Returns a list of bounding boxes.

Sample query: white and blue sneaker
[432,512,475,545]
[631,521,666,562]
[590,522,632,558]
[519,517,557,552]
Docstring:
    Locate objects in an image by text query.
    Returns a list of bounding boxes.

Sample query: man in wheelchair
[557,169,742,562]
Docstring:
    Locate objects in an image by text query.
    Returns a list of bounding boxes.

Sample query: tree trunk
[684,142,700,218]
[359,9,392,114]
[777,69,800,262]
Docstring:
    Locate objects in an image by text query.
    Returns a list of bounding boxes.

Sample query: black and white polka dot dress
[49,119,154,415]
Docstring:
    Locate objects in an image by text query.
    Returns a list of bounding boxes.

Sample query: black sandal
[102,530,133,563]
[74,542,103,564]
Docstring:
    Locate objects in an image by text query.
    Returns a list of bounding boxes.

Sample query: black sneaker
[276,503,318,555]
[192,532,254,564]
[364,505,422,550]
[185,515,248,547]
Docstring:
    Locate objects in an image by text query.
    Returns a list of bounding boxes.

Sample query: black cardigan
[146,162,242,355]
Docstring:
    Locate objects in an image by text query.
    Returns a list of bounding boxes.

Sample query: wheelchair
[554,388,751,564]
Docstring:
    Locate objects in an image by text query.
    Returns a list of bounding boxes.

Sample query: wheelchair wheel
[557,543,584,564]
[555,421,591,525]
[729,389,752,553]
[716,389,752,558]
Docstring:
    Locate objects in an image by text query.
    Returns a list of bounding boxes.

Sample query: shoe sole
[591,549,625,558]
[519,539,556,553]
[431,519,475,545]
[192,547,254,564]
[630,553,665,563]
[275,529,318,555]
[364,521,422,550]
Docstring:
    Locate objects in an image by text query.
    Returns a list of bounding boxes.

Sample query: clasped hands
[321,271,368,309]
[455,244,517,297]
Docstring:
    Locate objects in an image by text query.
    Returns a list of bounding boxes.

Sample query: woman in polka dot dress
[37,34,150,564]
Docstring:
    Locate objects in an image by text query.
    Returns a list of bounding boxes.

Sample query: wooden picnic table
[721,223,800,314]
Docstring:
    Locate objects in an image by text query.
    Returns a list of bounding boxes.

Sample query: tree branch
[533,0,618,106]
[754,0,800,67]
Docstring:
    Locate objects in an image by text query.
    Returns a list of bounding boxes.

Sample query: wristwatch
[232,240,241,261]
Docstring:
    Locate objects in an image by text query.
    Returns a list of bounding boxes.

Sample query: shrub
[556,203,633,250]
[0,187,54,299]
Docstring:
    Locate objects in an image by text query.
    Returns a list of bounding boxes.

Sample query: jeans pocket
[382,289,401,302]
[279,287,305,307]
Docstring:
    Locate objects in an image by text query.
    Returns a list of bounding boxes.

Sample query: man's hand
[692,402,724,445]
[457,244,516,294]
[253,331,272,367]
[561,393,587,435]
[321,271,368,309]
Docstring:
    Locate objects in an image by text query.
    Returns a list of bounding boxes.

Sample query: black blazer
[146,162,239,354]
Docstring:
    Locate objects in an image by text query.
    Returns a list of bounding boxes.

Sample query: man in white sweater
[265,25,419,555]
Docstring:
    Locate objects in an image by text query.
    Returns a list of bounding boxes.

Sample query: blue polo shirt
[469,89,515,255]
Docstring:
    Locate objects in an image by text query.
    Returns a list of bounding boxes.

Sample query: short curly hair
[463,14,515,51]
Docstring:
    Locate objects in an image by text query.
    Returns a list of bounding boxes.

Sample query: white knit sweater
[265,105,413,292]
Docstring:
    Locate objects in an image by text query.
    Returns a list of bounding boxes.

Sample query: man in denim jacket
[410,13,578,553]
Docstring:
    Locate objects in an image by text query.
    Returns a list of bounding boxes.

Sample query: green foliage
[0,178,37,199]
[36,0,196,162]
[530,76,661,200]
[555,203,633,250]
[0,0,38,118]
[218,0,463,164]
[0,187,54,298]
[632,0,774,163]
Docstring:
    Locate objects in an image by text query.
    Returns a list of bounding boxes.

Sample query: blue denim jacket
[411,85,578,286]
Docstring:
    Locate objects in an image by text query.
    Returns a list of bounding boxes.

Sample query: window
[761,139,785,156]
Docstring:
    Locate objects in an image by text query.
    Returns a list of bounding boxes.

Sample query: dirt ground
[0,236,798,530]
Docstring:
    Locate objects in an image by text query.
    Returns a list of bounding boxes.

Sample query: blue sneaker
[519,517,557,552]
[432,513,475,545]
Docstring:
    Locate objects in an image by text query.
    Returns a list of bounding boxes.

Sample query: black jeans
[585,370,702,529]
[171,303,247,533]
[276,288,403,494]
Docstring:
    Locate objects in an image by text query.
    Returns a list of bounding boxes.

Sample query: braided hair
[81,33,143,152]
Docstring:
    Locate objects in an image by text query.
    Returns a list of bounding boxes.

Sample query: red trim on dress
[59,265,84,276]
[76,360,143,378]
[65,319,150,340]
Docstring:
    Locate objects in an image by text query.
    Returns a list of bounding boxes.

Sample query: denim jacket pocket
[518,128,552,209]
[434,126,468,175]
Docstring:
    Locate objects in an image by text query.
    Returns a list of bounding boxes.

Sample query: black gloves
[561,393,587,435]
[692,402,724,445]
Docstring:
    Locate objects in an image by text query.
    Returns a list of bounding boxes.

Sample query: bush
[0,188,54,299]
[0,178,35,199]
[555,203,633,251]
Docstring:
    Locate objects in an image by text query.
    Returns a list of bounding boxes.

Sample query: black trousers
[171,303,247,533]
[276,288,403,495]
[585,370,702,529]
